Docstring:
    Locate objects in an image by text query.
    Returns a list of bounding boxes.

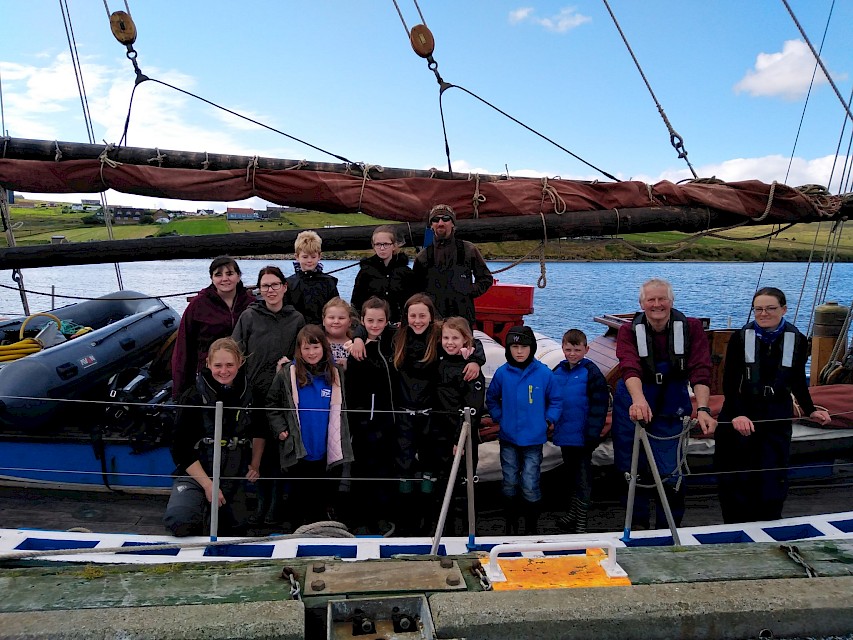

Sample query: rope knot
[540,177,566,215]
[147,148,166,167]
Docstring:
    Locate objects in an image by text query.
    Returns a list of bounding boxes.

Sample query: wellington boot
[503,496,520,535]
[522,499,541,536]
[573,496,590,535]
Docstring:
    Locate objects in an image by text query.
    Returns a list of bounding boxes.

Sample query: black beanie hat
[505,325,537,366]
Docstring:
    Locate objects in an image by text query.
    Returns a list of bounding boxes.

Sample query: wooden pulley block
[110,11,137,45]
[410,24,435,58]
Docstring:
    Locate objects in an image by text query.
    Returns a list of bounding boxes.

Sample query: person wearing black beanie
[486,325,562,535]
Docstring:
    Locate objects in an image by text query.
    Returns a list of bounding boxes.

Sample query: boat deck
[1,459,851,537]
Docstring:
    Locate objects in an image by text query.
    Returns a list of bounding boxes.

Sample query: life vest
[741,321,801,397]
[193,373,253,471]
[631,308,691,384]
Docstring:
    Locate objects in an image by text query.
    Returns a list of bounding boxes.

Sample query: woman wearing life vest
[715,287,831,523]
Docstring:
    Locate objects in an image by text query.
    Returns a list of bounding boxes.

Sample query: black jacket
[345,326,398,437]
[170,369,259,475]
[285,269,340,325]
[350,253,415,323]
[412,237,493,324]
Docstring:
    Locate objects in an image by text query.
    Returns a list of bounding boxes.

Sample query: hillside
[4,202,852,262]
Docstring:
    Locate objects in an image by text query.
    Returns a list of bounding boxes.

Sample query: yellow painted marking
[483,549,632,591]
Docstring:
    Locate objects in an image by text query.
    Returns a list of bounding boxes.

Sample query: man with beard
[412,204,493,325]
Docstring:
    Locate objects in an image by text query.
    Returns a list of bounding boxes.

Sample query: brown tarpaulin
[0,158,829,223]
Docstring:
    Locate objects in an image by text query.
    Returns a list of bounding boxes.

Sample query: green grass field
[4,202,852,261]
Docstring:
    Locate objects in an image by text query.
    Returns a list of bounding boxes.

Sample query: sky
[1,0,852,212]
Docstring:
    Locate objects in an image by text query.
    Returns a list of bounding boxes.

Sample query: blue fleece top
[551,358,610,447]
[486,359,562,446]
[298,374,332,461]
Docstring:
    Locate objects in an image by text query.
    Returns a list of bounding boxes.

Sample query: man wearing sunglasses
[412,204,493,326]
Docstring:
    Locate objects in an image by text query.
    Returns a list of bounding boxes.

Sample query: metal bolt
[439,557,453,569]
[311,579,326,592]
[445,575,460,586]
[312,562,325,573]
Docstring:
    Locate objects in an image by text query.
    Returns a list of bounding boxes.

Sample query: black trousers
[715,419,793,523]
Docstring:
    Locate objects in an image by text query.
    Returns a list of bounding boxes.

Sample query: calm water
[1,260,851,340]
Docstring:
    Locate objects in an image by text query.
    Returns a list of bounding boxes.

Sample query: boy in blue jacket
[486,326,562,535]
[551,329,610,533]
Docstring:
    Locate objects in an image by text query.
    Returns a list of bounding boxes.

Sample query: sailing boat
[2,7,853,640]
[0,0,852,559]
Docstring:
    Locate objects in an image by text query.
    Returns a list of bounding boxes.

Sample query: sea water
[2,260,851,342]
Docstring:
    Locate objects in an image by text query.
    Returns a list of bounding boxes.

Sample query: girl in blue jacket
[486,326,562,535]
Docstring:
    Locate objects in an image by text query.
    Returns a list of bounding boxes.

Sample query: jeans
[499,441,544,502]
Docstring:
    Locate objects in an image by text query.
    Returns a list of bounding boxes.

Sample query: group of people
[164,205,496,536]
[611,279,831,529]
[163,201,832,538]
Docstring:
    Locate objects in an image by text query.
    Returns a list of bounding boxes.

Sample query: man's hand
[245,465,260,483]
[278,430,289,441]
[696,411,717,435]
[629,399,653,423]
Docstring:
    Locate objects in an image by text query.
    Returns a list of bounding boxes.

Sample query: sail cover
[0,156,839,224]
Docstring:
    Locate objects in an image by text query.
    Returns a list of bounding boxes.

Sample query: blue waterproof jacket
[486,359,562,446]
[551,358,610,447]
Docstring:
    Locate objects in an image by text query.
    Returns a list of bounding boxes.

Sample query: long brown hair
[393,293,439,369]
[294,325,337,388]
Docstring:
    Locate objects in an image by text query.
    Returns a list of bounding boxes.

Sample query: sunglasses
[430,214,453,223]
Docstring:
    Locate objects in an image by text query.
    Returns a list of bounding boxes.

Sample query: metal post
[464,408,477,551]
[621,419,681,545]
[430,420,470,555]
[639,426,681,545]
[621,421,642,542]
[209,400,224,541]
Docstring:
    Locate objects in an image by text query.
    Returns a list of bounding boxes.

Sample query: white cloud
[734,40,843,100]
[509,7,534,24]
[508,6,590,33]
[649,154,850,193]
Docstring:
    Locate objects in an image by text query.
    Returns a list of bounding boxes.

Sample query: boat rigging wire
[0,66,6,136]
[781,0,853,127]
[784,0,836,187]
[108,12,354,165]
[391,0,619,181]
[600,0,697,179]
[59,0,124,291]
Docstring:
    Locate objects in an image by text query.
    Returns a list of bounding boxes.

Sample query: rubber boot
[522,499,541,536]
[247,480,270,526]
[396,479,417,536]
[573,496,589,534]
[503,496,520,535]
[556,500,577,533]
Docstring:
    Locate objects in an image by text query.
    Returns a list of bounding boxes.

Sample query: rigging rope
[601,0,697,179]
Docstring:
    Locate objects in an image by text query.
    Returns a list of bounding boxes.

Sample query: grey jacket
[231,301,305,395]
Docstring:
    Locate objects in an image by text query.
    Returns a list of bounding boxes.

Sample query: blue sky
[1,0,851,211]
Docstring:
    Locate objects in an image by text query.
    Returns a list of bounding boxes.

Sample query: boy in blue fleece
[551,329,610,533]
[486,326,562,535]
